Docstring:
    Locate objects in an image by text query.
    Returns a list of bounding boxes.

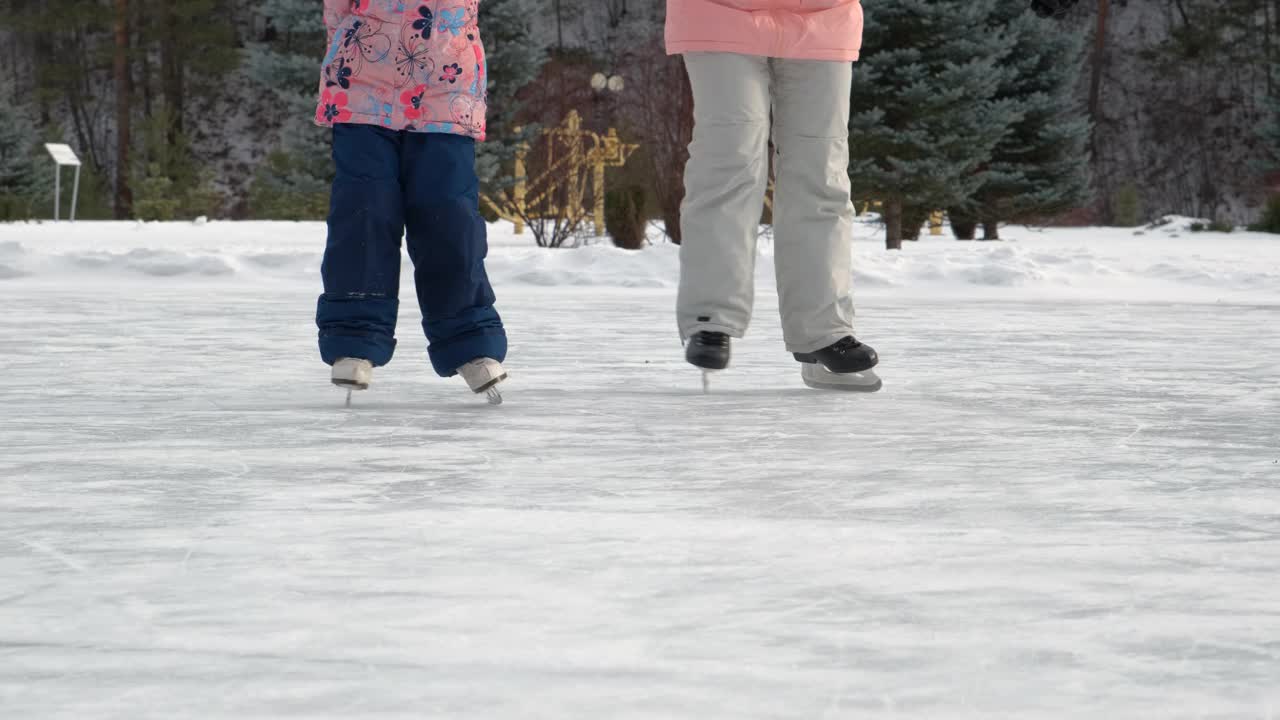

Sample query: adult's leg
[677,52,773,341]
[770,59,857,354]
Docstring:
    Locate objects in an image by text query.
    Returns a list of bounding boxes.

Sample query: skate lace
[832,336,862,354]
[698,332,730,347]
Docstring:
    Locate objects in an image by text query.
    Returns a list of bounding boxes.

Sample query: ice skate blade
[801,365,882,393]
[470,372,508,394]
[470,373,507,405]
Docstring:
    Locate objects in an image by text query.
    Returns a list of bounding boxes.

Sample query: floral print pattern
[317,0,488,140]
[439,62,463,84]
[316,89,354,124]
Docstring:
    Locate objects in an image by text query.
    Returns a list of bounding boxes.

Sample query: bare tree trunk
[1088,0,1110,152]
[884,199,903,251]
[1270,0,1279,93]
[1086,0,1111,222]
[114,0,132,219]
[625,42,692,245]
[902,205,929,241]
[659,65,693,245]
[5,1,23,99]
[160,2,184,139]
[30,2,55,125]
[554,0,563,49]
[949,207,977,240]
[137,0,152,119]
[1267,0,1274,95]
[67,95,97,169]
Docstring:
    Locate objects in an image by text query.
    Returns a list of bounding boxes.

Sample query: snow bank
[1,218,1277,303]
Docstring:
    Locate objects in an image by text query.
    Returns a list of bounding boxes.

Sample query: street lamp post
[589,72,627,236]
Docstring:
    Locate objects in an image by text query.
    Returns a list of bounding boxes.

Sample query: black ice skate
[686,331,731,370]
[686,331,731,394]
[794,336,882,393]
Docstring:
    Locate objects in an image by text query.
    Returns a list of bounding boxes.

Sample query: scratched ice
[1,219,1278,719]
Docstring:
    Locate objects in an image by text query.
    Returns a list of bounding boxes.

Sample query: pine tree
[1257,76,1280,233]
[244,0,332,219]
[0,101,41,196]
[1264,98,1280,160]
[113,0,132,218]
[1258,68,1280,173]
[847,0,1019,250]
[478,0,549,192]
[143,0,240,129]
[955,2,1091,240]
[0,97,46,220]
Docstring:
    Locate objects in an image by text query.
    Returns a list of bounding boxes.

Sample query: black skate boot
[686,331,731,371]
[793,336,878,373]
[794,336,882,392]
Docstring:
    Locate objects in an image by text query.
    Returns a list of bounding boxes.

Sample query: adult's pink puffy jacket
[665,0,864,62]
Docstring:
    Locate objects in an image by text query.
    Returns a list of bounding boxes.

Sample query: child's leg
[400,133,507,378]
[677,52,772,342]
[769,59,857,354]
[317,124,406,367]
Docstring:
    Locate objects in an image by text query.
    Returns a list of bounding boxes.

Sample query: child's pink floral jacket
[316,0,487,140]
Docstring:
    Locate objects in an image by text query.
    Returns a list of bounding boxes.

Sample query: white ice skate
[332,358,374,407]
[458,358,508,405]
[800,362,882,393]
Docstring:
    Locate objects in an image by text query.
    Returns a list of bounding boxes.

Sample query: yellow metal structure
[765,191,944,236]
[481,111,639,237]
[486,115,944,240]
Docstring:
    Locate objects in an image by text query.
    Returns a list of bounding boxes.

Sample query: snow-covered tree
[477,0,549,191]
[0,102,41,196]
[244,0,332,219]
[848,0,1020,249]
[0,97,47,219]
[953,1,1091,240]
[1258,73,1280,173]
[1256,77,1280,233]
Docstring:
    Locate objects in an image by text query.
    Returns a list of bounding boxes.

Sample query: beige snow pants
[677,52,856,354]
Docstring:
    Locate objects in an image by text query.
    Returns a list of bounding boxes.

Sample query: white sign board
[44,144,83,221]
[45,143,82,167]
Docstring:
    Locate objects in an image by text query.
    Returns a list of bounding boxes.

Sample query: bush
[179,170,225,219]
[4,157,113,222]
[1191,220,1235,233]
[605,185,646,250]
[0,194,36,221]
[60,165,114,220]
[1249,195,1280,234]
[1111,184,1143,227]
[131,109,226,220]
[133,164,181,221]
[248,151,330,221]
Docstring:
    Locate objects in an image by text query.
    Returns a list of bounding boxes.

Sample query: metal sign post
[44,144,82,222]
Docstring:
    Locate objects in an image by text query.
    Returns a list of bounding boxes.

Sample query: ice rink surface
[2,220,1278,718]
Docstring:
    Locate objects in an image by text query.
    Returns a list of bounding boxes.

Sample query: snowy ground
[2,218,1279,719]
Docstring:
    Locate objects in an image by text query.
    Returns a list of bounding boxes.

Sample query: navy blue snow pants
[317,124,507,377]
